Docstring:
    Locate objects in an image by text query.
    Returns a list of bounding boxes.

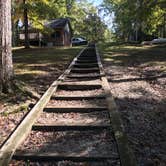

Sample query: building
[19,18,72,47]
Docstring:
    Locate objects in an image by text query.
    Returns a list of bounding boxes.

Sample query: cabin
[19,18,72,47]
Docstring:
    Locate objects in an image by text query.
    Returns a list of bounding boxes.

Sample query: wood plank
[78,58,96,60]
[51,95,105,100]
[70,68,99,73]
[74,63,98,68]
[13,153,116,162]
[76,60,97,63]
[32,124,110,131]
[58,84,102,90]
[67,74,104,79]
[44,107,107,113]
[71,67,99,70]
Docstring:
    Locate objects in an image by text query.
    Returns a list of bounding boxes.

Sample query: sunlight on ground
[99,43,166,71]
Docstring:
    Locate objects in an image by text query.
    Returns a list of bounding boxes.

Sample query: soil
[102,44,166,166]
[0,47,81,148]
[11,130,120,166]
[36,111,110,126]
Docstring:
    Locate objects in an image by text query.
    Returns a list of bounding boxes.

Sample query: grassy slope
[99,43,166,72]
[0,46,83,113]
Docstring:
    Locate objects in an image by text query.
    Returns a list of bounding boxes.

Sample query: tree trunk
[23,0,30,49]
[0,0,14,93]
[163,14,166,38]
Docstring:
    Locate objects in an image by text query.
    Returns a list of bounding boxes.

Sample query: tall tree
[23,0,30,48]
[0,0,14,93]
[103,0,166,41]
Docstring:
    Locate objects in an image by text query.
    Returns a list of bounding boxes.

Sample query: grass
[13,46,83,82]
[0,46,83,113]
[99,42,166,73]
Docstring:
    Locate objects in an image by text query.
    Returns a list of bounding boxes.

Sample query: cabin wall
[19,23,72,47]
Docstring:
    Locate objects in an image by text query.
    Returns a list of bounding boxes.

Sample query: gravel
[46,99,107,108]
[55,89,105,97]
[16,130,119,158]
[35,111,110,126]
[0,111,27,145]
[104,61,166,165]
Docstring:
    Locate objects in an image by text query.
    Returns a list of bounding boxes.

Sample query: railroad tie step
[77,56,97,59]
[58,83,102,90]
[77,56,97,60]
[51,95,106,100]
[32,124,110,131]
[77,58,97,62]
[67,74,104,79]
[13,153,115,162]
[74,63,98,68]
[76,60,97,63]
[70,68,99,73]
[43,107,107,113]
[78,54,96,56]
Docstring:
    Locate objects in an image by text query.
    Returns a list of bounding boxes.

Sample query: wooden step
[76,60,97,63]
[58,83,102,90]
[79,55,96,58]
[51,95,105,100]
[67,74,104,79]
[13,153,115,162]
[70,68,99,73]
[32,124,110,131]
[77,58,97,62]
[44,107,107,113]
[74,63,98,68]
[78,55,96,58]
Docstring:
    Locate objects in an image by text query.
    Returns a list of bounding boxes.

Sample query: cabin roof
[45,18,70,29]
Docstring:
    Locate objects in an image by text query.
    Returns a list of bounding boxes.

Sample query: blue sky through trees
[88,0,113,29]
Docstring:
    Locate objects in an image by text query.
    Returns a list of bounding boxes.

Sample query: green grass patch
[99,42,166,71]
[0,46,83,113]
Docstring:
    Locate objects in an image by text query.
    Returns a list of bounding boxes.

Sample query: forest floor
[0,44,166,166]
[0,46,82,146]
[99,43,166,166]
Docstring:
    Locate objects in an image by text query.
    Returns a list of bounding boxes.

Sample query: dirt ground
[0,46,82,146]
[100,43,166,166]
[1,44,166,166]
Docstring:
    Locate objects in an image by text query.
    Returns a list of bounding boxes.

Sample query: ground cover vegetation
[99,42,166,165]
[0,46,82,146]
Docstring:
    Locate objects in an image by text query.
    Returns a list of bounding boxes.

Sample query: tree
[12,0,68,47]
[103,0,166,41]
[23,0,30,48]
[68,0,108,41]
[0,0,14,93]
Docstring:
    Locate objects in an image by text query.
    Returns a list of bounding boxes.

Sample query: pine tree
[0,0,14,93]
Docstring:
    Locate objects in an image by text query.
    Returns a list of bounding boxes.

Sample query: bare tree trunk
[163,14,166,38]
[0,0,14,93]
[23,0,30,49]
